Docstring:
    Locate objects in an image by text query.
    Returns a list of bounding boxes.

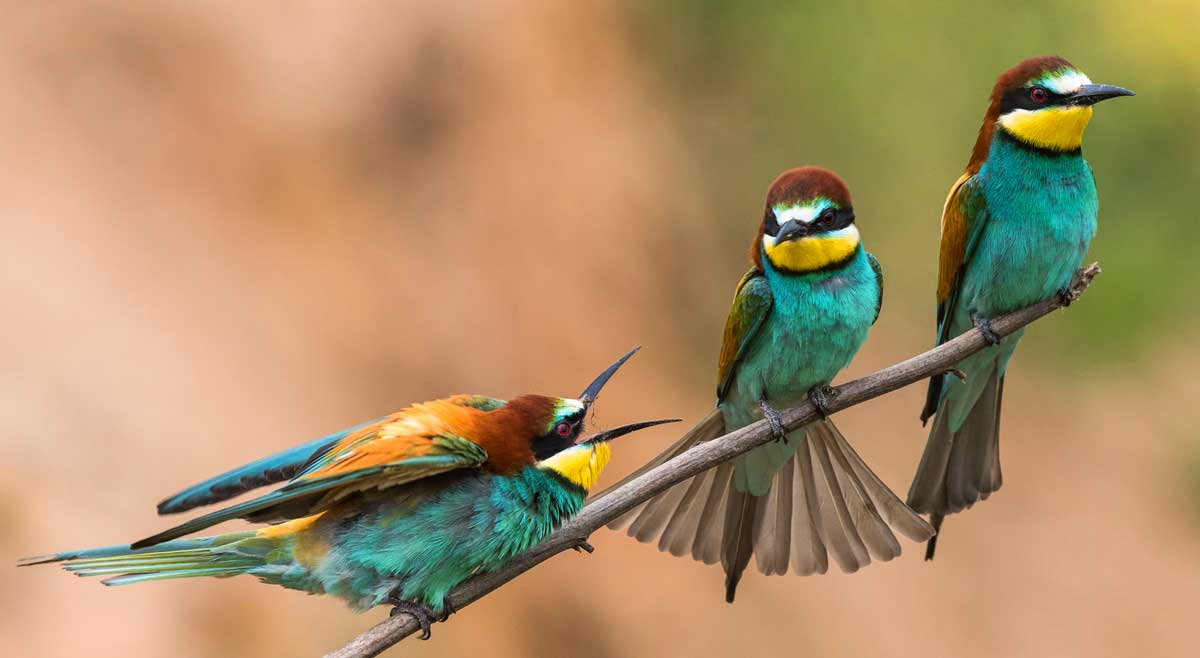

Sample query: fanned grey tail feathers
[907,373,1005,560]
[612,414,933,600]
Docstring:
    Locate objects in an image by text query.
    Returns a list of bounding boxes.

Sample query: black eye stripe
[764,208,780,236]
[532,415,584,460]
[825,207,855,231]
[766,206,855,237]
[999,84,1070,114]
[533,432,573,460]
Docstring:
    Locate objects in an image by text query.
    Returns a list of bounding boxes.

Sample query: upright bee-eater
[611,167,933,601]
[908,56,1133,559]
[21,348,677,638]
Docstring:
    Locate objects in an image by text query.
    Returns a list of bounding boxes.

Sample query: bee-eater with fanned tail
[609,167,934,602]
[908,56,1133,560]
[20,348,678,639]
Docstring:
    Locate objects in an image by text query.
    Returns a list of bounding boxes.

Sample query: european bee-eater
[611,167,933,601]
[908,56,1133,559]
[21,348,677,638]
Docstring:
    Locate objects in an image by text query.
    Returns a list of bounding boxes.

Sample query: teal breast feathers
[724,247,879,422]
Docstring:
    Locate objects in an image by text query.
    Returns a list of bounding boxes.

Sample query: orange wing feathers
[936,172,972,304]
[300,394,555,481]
[299,397,488,480]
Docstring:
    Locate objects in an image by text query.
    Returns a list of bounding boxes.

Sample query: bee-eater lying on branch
[21,348,678,638]
[908,56,1132,560]
[611,167,934,601]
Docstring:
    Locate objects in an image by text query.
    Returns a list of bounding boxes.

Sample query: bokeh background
[4,2,1198,657]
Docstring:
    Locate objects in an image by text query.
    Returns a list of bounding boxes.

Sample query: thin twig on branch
[324,263,1101,658]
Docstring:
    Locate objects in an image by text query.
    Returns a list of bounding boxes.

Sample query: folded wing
[155,420,381,515]
[133,396,500,549]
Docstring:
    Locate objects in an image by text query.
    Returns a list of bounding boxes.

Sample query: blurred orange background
[4,2,1199,657]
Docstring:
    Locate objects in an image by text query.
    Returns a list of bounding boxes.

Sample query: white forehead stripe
[773,199,832,225]
[1039,70,1092,94]
[558,399,585,416]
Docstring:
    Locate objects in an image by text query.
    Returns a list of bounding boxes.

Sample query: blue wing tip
[17,553,63,567]
[156,496,190,515]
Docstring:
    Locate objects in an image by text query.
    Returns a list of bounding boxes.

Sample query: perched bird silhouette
[610,167,933,601]
[908,56,1133,559]
[20,348,677,638]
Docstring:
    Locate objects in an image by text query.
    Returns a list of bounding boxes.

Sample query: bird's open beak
[774,219,810,243]
[576,418,681,445]
[1067,83,1135,106]
[579,346,640,406]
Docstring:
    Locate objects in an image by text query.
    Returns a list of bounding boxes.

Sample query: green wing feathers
[716,270,773,399]
[867,252,883,325]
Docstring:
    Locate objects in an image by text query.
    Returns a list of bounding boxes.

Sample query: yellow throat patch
[764,228,860,273]
[998,105,1093,151]
[539,442,611,492]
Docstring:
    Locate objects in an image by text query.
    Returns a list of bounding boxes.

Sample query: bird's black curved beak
[775,219,809,244]
[576,418,681,445]
[1067,83,1135,106]
[579,346,640,406]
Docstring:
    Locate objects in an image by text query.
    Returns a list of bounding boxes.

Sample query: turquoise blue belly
[282,469,584,611]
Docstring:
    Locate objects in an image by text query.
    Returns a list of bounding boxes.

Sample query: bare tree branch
[323,263,1101,658]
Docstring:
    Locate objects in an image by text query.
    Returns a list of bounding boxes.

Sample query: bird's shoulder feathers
[717,268,774,400]
[295,395,498,480]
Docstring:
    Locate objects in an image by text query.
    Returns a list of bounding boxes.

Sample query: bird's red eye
[1030,87,1049,103]
[555,422,572,438]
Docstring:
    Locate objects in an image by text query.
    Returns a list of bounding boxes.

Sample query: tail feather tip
[923,513,944,561]
[923,536,938,561]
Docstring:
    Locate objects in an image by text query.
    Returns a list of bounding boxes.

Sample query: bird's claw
[759,398,788,442]
[807,385,836,419]
[572,539,595,554]
[972,314,1002,346]
[387,596,438,640]
[939,367,967,382]
[1057,285,1078,307]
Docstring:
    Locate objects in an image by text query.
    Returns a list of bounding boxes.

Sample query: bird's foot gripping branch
[324,263,1101,658]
